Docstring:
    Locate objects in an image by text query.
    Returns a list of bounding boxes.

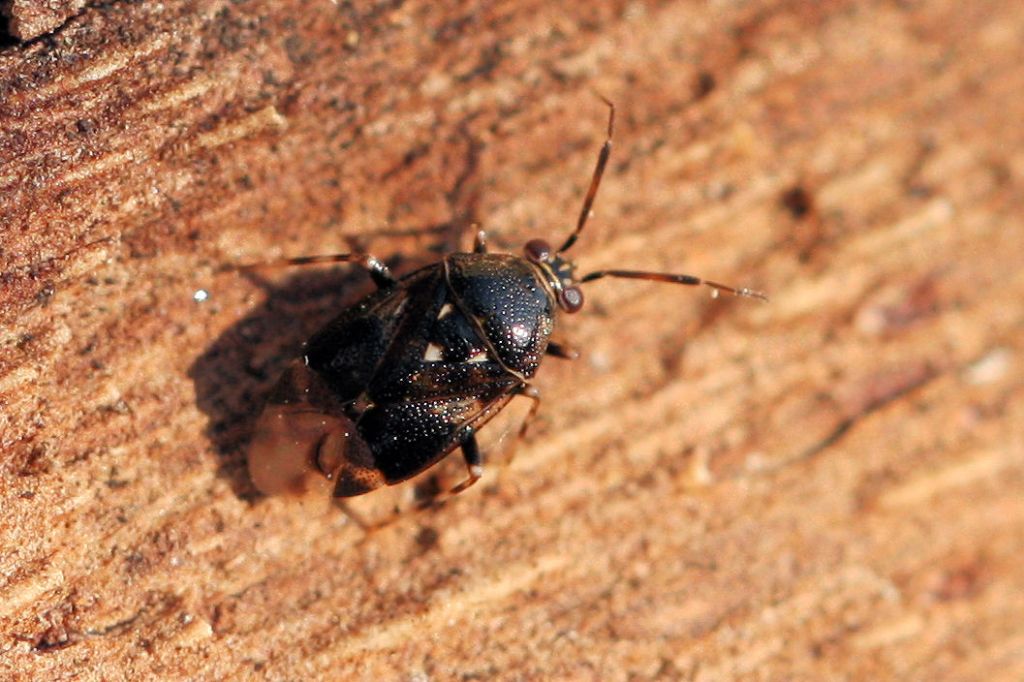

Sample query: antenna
[558,95,615,254]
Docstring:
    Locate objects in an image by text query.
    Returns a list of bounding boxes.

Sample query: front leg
[546,339,580,360]
[473,228,489,254]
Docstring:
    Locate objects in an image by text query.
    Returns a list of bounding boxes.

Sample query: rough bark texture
[1,1,1022,679]
[1,0,90,42]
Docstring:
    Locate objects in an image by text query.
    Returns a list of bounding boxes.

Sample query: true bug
[246,99,765,502]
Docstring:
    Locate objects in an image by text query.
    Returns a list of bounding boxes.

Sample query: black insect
[246,100,765,502]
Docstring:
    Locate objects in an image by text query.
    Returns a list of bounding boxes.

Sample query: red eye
[559,286,584,313]
[524,239,552,263]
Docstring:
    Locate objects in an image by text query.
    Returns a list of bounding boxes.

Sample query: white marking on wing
[423,342,445,362]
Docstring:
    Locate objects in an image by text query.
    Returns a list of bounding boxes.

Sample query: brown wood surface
[2,1,1023,679]
[1,0,90,41]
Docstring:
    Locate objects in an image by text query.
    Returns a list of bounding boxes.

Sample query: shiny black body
[303,253,552,491]
[246,99,765,503]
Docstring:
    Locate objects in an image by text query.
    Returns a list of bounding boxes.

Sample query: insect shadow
[189,100,766,508]
[188,240,442,502]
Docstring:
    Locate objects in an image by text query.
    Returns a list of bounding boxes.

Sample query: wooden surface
[2,1,1023,679]
[1,0,90,41]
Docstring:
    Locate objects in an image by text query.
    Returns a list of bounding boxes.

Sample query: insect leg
[546,340,579,360]
[448,429,484,495]
[233,253,397,289]
[502,383,541,468]
[334,501,378,532]
[473,228,488,254]
[412,430,484,512]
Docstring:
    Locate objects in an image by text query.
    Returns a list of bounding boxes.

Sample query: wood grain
[1,0,90,41]
[2,1,1022,679]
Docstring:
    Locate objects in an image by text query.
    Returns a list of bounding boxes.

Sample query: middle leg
[414,429,484,510]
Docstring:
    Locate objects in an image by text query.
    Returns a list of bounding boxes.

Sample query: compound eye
[524,239,552,263]
[559,286,584,313]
